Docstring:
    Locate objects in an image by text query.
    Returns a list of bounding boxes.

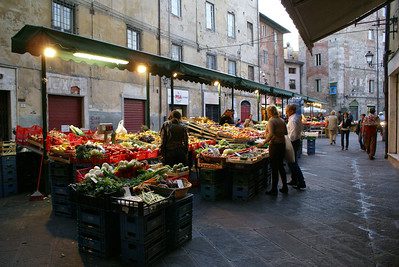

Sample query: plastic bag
[115,120,127,134]
[284,135,295,163]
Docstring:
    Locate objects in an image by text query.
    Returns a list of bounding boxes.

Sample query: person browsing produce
[219,109,234,125]
[160,110,189,166]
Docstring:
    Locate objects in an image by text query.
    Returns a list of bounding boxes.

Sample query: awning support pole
[281,97,285,117]
[218,83,221,116]
[231,87,234,113]
[170,78,174,111]
[257,92,260,121]
[41,55,48,161]
[146,72,150,128]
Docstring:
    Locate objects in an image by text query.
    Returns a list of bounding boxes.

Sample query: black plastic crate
[52,202,75,218]
[120,210,165,243]
[1,155,16,167]
[77,206,120,237]
[70,187,122,211]
[167,221,192,250]
[78,228,120,258]
[111,188,172,217]
[3,182,17,197]
[1,171,17,184]
[52,193,70,205]
[200,184,225,201]
[51,185,69,196]
[120,236,166,266]
[232,173,257,187]
[199,169,225,185]
[49,162,72,177]
[166,194,193,224]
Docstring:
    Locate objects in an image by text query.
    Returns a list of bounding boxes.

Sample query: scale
[97,123,114,143]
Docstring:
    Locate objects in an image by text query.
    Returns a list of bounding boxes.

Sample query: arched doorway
[241,100,251,120]
[349,100,359,121]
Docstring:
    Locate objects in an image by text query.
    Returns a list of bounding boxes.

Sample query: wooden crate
[0,141,16,156]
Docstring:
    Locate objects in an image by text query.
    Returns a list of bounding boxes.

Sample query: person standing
[160,110,189,166]
[326,111,339,145]
[243,114,255,128]
[258,106,288,195]
[286,105,306,189]
[219,109,234,125]
[356,114,366,150]
[339,112,352,150]
[362,108,382,160]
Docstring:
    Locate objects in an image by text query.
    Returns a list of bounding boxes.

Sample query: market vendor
[219,109,234,125]
[243,114,255,128]
[160,110,189,166]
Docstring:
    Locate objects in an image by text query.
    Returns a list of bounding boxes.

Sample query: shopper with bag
[339,112,352,150]
[356,114,366,150]
[258,106,288,195]
[285,105,306,189]
[160,110,189,166]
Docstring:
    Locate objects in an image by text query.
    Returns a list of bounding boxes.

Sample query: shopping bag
[284,135,295,163]
[115,120,127,134]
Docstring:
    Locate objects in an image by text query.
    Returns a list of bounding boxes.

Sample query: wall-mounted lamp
[43,47,57,58]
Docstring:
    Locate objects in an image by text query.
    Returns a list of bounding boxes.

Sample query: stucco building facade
[0,0,261,140]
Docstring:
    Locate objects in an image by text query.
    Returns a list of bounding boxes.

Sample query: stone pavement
[1,135,399,266]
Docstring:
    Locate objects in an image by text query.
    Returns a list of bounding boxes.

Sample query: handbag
[284,135,295,163]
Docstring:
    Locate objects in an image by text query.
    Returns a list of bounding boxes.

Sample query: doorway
[240,100,251,121]
[0,90,10,141]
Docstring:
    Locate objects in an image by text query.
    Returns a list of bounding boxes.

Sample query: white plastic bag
[115,120,127,134]
[284,135,295,163]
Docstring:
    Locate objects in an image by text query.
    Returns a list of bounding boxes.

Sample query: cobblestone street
[1,135,398,266]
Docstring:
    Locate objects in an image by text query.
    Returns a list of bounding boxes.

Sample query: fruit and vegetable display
[76,143,106,161]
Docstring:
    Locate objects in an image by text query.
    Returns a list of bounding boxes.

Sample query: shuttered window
[124,99,145,133]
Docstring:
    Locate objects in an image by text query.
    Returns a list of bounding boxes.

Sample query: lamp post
[365,49,381,114]
[137,64,151,128]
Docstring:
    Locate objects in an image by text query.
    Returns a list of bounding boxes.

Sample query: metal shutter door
[124,99,145,133]
[241,101,251,121]
[48,95,82,130]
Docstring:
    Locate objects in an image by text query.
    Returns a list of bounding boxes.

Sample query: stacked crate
[118,197,167,265]
[307,139,316,155]
[255,159,271,191]
[199,169,226,201]
[230,167,258,201]
[49,162,75,217]
[77,204,120,257]
[166,194,193,250]
[1,155,18,198]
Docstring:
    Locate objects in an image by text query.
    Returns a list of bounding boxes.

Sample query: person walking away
[326,111,338,145]
[362,108,382,160]
[258,106,288,195]
[220,109,234,125]
[285,105,306,189]
[160,110,189,166]
[339,112,352,150]
[356,114,366,150]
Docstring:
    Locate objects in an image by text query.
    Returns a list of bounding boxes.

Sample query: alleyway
[1,135,398,266]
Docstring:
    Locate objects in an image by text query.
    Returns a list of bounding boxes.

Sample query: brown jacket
[265,117,287,144]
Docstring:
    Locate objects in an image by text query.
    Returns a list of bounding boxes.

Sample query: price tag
[90,177,98,184]
[123,187,132,197]
[176,179,184,188]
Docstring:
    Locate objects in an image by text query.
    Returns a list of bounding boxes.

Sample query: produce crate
[78,228,120,258]
[1,171,17,184]
[49,162,72,178]
[166,194,193,224]
[0,141,16,156]
[199,169,225,185]
[230,171,258,187]
[166,221,192,250]
[120,210,165,243]
[307,139,316,155]
[2,182,17,197]
[70,188,122,211]
[200,184,225,201]
[77,206,119,235]
[111,188,172,217]
[232,185,256,201]
[120,236,166,266]
[52,202,75,218]
[51,185,69,196]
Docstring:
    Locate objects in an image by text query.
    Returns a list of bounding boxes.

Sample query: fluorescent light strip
[73,52,129,65]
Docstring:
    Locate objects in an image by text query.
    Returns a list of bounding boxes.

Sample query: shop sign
[168,89,189,105]
[204,92,219,105]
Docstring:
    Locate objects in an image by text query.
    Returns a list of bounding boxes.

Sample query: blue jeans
[288,139,305,186]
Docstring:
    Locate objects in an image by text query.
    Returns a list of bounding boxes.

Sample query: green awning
[11,24,319,99]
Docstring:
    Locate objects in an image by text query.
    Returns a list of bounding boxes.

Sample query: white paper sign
[61,125,70,132]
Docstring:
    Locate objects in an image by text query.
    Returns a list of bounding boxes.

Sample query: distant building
[284,43,304,95]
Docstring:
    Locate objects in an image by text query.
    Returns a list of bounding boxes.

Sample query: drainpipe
[383,4,390,158]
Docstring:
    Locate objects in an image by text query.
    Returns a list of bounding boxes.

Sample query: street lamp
[365,51,381,114]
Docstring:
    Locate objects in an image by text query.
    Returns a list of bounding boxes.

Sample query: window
[289,68,296,74]
[171,44,182,61]
[262,50,268,64]
[248,66,254,81]
[52,0,74,33]
[315,53,321,66]
[206,54,217,70]
[205,2,215,31]
[127,28,140,50]
[316,79,321,92]
[289,79,296,90]
[369,79,375,93]
[227,12,235,38]
[171,0,181,17]
[368,29,374,40]
[261,25,266,37]
[247,22,254,46]
[228,60,236,76]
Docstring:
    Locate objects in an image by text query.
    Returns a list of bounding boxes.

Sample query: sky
[259,0,299,50]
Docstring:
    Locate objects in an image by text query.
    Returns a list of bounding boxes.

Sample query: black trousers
[163,148,188,167]
[269,142,287,192]
[288,139,305,186]
[341,130,350,148]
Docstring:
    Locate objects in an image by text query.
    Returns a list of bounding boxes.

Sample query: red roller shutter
[241,101,251,120]
[124,99,145,133]
[48,95,82,130]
